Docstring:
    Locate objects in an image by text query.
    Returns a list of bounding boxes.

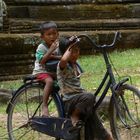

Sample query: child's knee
[86,93,95,103]
[45,77,53,85]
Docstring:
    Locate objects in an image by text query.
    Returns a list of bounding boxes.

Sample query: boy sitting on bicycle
[32,21,62,116]
[32,21,78,117]
[57,42,113,140]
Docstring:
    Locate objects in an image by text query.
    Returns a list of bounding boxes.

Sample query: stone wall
[0,0,3,29]
[4,0,140,4]
[0,2,140,81]
[0,30,140,81]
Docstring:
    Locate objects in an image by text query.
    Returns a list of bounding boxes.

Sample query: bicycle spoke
[120,94,137,123]
[16,128,32,140]
[9,101,29,120]
[110,84,140,140]
[7,84,61,140]
[25,89,30,120]
[7,122,30,138]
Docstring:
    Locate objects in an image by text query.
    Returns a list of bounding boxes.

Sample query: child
[32,21,78,117]
[32,21,61,116]
[57,42,113,140]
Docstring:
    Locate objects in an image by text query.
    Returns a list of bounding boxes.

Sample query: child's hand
[68,36,80,50]
[69,35,78,42]
[50,39,59,50]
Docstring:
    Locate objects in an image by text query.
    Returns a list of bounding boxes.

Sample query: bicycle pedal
[75,120,85,128]
[65,121,84,135]
[64,127,79,140]
[68,126,79,133]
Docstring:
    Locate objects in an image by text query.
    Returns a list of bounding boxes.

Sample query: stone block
[7,4,140,20]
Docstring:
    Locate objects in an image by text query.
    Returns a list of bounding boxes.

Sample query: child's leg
[71,108,80,126]
[65,93,95,126]
[42,76,53,116]
[89,113,113,140]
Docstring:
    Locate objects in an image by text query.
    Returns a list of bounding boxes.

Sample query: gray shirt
[57,62,85,100]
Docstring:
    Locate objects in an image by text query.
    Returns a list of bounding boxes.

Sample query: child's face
[69,47,80,63]
[42,28,59,46]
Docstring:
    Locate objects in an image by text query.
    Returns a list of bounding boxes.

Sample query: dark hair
[40,21,57,35]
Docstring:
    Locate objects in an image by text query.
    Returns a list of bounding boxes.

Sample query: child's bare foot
[42,105,50,117]
[71,116,79,127]
[71,109,80,126]
[105,134,114,140]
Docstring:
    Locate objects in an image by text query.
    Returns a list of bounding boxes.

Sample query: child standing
[32,21,61,116]
[57,43,113,140]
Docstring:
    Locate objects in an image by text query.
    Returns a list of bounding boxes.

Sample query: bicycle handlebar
[77,31,121,49]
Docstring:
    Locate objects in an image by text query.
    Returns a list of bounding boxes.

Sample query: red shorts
[36,73,51,81]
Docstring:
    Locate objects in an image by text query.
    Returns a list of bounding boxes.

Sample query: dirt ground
[0,113,140,140]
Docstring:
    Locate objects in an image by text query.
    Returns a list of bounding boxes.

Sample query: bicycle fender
[113,77,129,91]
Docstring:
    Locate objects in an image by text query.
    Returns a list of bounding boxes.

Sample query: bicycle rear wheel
[110,84,140,140]
[7,82,63,140]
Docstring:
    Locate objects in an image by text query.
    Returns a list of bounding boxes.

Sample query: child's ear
[40,35,44,39]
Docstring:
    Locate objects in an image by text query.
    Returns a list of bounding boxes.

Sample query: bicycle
[6,31,140,140]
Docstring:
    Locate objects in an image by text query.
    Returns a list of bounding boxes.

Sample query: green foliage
[0,80,23,90]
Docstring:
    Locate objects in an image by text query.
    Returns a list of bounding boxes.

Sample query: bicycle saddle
[23,75,37,83]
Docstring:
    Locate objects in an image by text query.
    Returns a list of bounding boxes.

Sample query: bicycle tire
[7,82,63,140]
[109,84,140,140]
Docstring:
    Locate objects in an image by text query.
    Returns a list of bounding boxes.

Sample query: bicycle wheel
[96,96,112,133]
[7,82,63,140]
[110,84,140,140]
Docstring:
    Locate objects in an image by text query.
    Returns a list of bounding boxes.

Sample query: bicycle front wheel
[110,84,140,140]
[7,83,62,140]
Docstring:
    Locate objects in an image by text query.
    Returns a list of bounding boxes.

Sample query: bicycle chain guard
[30,116,82,140]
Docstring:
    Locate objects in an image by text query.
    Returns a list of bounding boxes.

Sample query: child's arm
[40,40,59,64]
[59,36,80,69]
[49,54,61,60]
[59,44,74,69]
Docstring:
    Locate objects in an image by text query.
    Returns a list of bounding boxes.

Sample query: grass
[1,48,140,91]
[0,48,140,91]
[0,79,23,90]
[79,48,140,91]
[0,104,8,139]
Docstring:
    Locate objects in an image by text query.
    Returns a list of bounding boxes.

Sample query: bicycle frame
[77,34,117,111]
[93,48,116,111]
[78,33,134,128]
[99,49,135,128]
[7,32,139,140]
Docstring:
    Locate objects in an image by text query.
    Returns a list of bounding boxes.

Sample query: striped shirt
[32,42,60,75]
